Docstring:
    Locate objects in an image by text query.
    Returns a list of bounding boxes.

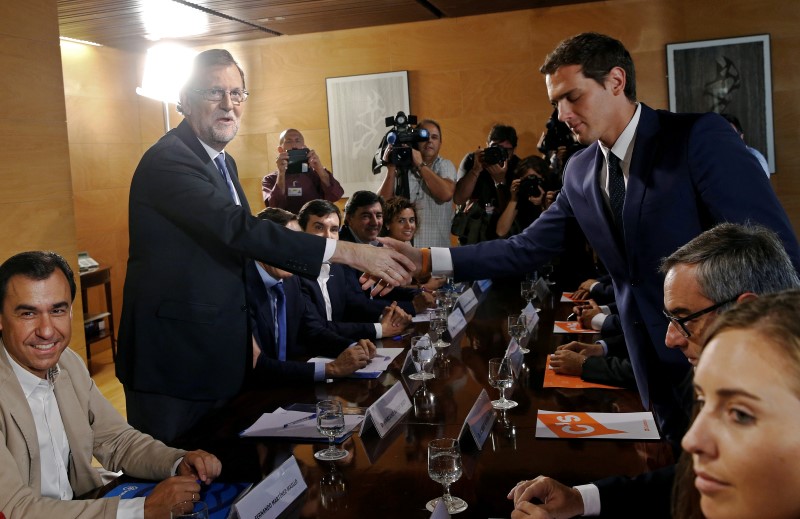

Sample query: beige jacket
[0,341,186,518]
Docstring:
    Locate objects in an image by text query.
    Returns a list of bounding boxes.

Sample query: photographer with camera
[495,155,556,238]
[376,115,456,248]
[537,108,584,179]
[262,128,344,213]
[452,124,521,244]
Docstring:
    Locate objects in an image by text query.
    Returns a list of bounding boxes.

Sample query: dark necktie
[214,153,241,205]
[271,282,287,361]
[607,152,625,236]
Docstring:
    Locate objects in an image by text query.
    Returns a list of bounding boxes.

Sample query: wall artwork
[666,34,774,173]
[326,71,410,194]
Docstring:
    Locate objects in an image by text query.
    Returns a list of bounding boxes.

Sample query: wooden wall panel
[55,0,800,370]
[0,0,84,360]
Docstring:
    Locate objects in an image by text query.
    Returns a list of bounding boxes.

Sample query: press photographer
[496,156,558,238]
[537,108,584,177]
[376,114,457,248]
[262,128,344,213]
[452,124,521,244]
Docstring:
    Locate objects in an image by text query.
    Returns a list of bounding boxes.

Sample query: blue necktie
[607,152,625,236]
[272,282,287,361]
[214,153,241,205]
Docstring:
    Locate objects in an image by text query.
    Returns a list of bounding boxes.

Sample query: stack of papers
[307,347,404,378]
[240,407,363,443]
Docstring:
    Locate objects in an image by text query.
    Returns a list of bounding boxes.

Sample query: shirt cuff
[374,323,383,339]
[590,313,607,331]
[117,497,147,519]
[313,361,326,381]
[600,305,611,315]
[589,281,601,292]
[323,238,336,262]
[574,484,601,516]
[596,339,609,356]
[431,247,454,277]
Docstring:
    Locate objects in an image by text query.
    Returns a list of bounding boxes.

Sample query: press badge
[288,187,303,197]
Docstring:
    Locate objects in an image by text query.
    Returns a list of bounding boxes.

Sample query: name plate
[522,303,539,333]
[503,338,524,375]
[361,381,412,438]
[533,277,550,303]
[447,307,467,338]
[456,288,478,315]
[234,456,307,519]
[458,389,496,450]
[474,279,492,293]
[431,496,451,518]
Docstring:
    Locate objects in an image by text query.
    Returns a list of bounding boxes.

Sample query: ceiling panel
[57,0,603,52]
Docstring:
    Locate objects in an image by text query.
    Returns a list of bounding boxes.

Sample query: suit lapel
[174,120,250,210]
[623,104,661,261]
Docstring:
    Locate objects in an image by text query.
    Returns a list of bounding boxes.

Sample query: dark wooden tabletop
[161,282,673,518]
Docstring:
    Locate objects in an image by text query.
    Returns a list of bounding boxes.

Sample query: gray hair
[660,222,800,308]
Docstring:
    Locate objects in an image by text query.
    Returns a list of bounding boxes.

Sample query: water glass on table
[488,357,518,409]
[426,438,468,514]
[314,399,348,461]
[409,335,435,382]
[508,313,529,354]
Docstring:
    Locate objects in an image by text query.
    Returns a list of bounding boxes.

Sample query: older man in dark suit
[118,49,413,442]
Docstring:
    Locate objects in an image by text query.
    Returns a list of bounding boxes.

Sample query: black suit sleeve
[594,464,675,519]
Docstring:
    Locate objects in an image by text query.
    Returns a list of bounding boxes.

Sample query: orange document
[552,321,597,334]
[561,292,587,303]
[543,356,623,390]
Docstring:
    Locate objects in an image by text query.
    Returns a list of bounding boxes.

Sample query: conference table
[166,281,673,518]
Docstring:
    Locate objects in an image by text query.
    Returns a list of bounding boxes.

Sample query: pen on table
[282,413,316,428]
[392,330,413,340]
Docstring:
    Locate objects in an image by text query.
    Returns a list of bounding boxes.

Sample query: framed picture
[666,34,774,173]
[326,71,410,194]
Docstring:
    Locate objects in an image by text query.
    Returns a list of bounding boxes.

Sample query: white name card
[234,456,307,519]
[430,496,451,518]
[503,338,524,375]
[475,279,492,293]
[533,277,550,303]
[458,389,496,450]
[522,302,539,333]
[447,307,467,338]
[361,381,412,438]
[456,288,478,315]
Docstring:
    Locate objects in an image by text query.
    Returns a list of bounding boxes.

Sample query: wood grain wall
[0,1,86,359]
[60,0,800,360]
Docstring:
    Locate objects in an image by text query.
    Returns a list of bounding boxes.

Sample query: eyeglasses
[191,88,249,104]
[662,295,740,338]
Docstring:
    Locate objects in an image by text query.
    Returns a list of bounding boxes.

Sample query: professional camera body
[517,175,545,201]
[482,144,509,167]
[286,148,309,174]
[375,111,430,171]
[538,109,581,157]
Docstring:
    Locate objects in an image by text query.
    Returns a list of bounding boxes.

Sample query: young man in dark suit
[246,208,376,384]
[296,199,411,342]
[391,32,800,446]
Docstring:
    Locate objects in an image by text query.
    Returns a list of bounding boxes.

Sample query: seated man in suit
[508,223,800,519]
[0,250,221,518]
[247,208,377,384]
[296,199,411,342]
[338,190,432,314]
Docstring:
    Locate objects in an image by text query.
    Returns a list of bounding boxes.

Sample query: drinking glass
[426,438,468,514]
[314,400,348,461]
[428,308,449,354]
[508,313,529,354]
[171,501,208,519]
[520,279,536,307]
[488,357,518,409]
[409,335,435,381]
